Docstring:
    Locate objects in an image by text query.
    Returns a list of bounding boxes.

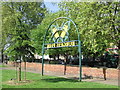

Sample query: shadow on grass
[41,77,79,83]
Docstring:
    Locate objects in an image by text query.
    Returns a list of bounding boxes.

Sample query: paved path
[1,64,119,86]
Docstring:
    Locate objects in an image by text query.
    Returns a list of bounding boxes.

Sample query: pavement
[1,64,119,87]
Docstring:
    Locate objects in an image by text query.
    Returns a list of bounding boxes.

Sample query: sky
[44,0,62,12]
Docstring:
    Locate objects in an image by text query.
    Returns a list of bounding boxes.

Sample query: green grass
[1,69,118,88]
[0,64,7,67]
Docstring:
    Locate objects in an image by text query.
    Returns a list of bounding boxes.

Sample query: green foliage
[30,1,120,60]
[30,11,79,58]
[58,1,120,56]
[2,2,46,60]
[30,12,67,55]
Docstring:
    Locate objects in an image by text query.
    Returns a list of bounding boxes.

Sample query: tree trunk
[1,49,4,63]
[20,61,21,81]
[57,54,59,60]
[117,60,120,69]
[54,56,56,61]
[117,43,120,69]
[64,59,67,75]
[15,60,18,80]
[103,68,107,80]
[24,59,26,80]
[18,58,22,81]
[18,62,21,81]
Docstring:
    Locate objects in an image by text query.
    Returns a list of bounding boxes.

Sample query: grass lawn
[0,64,7,67]
[1,69,118,88]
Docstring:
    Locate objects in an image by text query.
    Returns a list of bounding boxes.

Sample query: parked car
[95,48,119,68]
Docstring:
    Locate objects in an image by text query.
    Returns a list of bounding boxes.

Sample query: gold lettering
[53,43,55,47]
[53,44,54,47]
[55,43,57,47]
[49,44,52,48]
[59,43,62,47]
[71,41,75,46]
[59,43,61,47]
[47,44,50,48]
[47,41,77,48]
[68,42,71,46]
[61,43,63,47]
[47,44,49,48]
[63,42,66,46]
[51,44,53,47]
[57,43,59,47]
[65,42,67,46]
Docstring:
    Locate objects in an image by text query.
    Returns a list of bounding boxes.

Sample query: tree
[31,1,120,67]
[58,1,120,57]
[2,2,46,81]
